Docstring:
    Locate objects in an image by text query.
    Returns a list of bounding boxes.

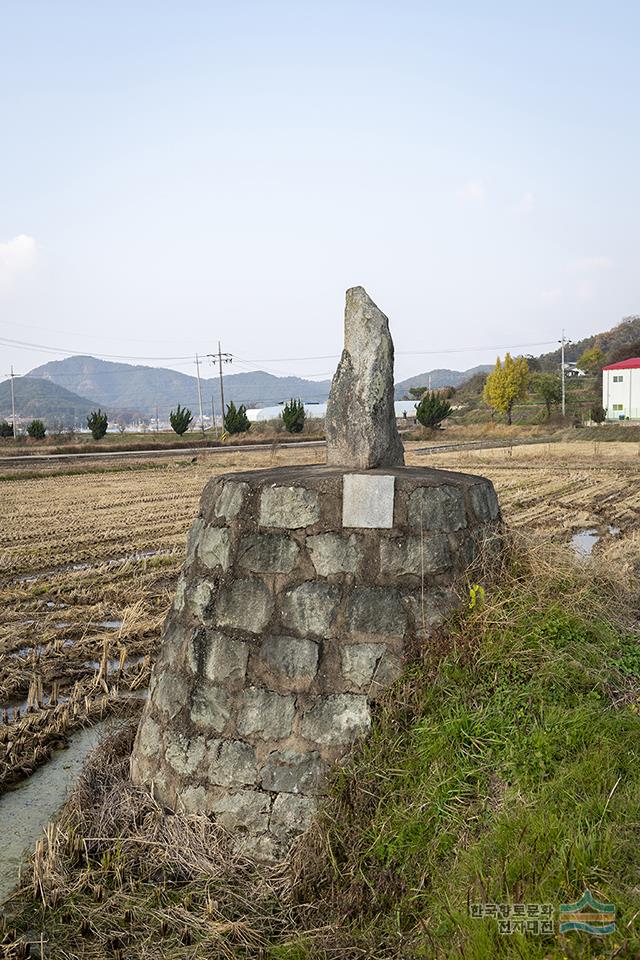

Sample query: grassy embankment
[5,535,640,959]
[405,421,640,444]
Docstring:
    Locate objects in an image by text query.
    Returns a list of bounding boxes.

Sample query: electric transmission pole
[207,344,232,431]
[6,366,17,437]
[194,354,205,435]
[560,329,567,417]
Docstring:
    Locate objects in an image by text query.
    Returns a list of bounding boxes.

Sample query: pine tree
[224,401,251,434]
[87,409,108,440]
[282,398,306,433]
[27,419,46,439]
[170,404,193,436]
[415,391,452,429]
[483,353,529,425]
[0,421,14,438]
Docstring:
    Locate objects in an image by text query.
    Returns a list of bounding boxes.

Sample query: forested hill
[394,365,493,398]
[0,377,95,422]
[536,314,640,370]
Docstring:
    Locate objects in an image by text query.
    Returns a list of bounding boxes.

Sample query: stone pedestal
[131,464,502,858]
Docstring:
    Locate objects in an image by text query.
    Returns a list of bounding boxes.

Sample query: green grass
[286,547,640,958]
[6,542,640,959]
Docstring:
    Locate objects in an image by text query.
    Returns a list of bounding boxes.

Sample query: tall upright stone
[325,286,405,469]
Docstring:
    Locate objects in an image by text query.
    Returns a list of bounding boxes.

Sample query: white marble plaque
[342,474,395,529]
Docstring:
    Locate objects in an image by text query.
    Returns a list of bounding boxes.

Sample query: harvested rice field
[421,439,640,535]
[0,446,325,793]
[1,439,638,801]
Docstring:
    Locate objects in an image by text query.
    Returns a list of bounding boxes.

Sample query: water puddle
[14,549,175,584]
[0,721,116,903]
[2,693,71,722]
[571,528,599,558]
[83,654,145,672]
[571,525,621,559]
[11,638,73,659]
[1,655,146,719]
[9,620,122,660]
[1,696,30,721]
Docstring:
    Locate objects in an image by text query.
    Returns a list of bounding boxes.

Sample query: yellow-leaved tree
[483,353,529,425]
[577,345,605,377]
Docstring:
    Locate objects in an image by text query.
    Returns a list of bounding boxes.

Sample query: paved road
[0,439,327,465]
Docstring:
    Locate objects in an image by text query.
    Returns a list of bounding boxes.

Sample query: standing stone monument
[325,286,405,469]
[131,286,503,859]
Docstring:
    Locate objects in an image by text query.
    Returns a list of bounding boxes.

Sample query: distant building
[563,361,586,378]
[245,401,421,422]
[602,358,640,420]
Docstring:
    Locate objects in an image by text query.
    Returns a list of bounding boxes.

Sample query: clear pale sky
[1,1,638,384]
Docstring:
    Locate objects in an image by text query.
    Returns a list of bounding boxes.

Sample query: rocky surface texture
[131,464,503,859]
[325,287,405,469]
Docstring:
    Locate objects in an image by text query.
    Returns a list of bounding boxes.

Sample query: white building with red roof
[602,358,640,420]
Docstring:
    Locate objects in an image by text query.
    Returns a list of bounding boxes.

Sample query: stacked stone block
[131,464,502,858]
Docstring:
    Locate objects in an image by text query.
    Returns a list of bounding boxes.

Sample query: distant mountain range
[7,355,489,423]
[23,356,332,422]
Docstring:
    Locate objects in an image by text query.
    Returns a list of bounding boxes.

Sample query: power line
[230,356,333,380]
[398,339,559,355]
[7,362,198,378]
[233,339,559,365]
[0,331,561,369]
[0,335,195,362]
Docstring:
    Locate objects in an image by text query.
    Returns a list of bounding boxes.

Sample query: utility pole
[194,354,205,436]
[211,395,217,437]
[207,344,232,431]
[560,329,566,417]
[7,366,17,437]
